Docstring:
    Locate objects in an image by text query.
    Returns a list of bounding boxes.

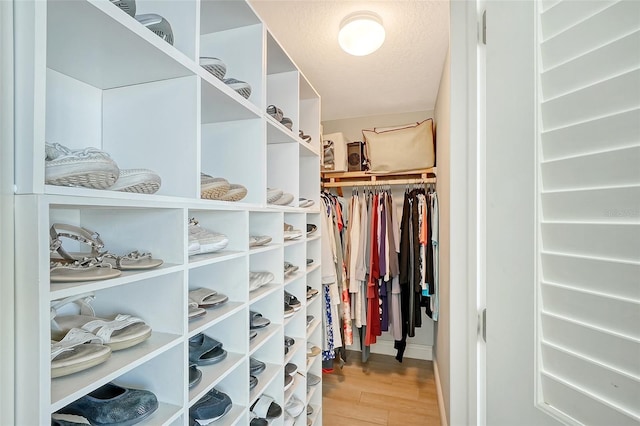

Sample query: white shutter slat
[541,146,640,191]
[541,252,640,299]
[541,109,640,161]
[541,373,640,426]
[541,69,640,130]
[540,1,640,70]
[540,0,616,42]
[542,0,562,13]
[541,282,640,338]
[542,313,640,377]
[542,343,640,415]
[541,186,640,222]
[541,31,640,100]
[541,222,640,262]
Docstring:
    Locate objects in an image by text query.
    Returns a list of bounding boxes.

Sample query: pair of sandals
[188,288,229,319]
[267,105,293,130]
[49,223,163,283]
[189,333,227,366]
[50,292,152,378]
[251,394,282,425]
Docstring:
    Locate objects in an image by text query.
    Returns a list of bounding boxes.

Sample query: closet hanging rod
[322,177,436,188]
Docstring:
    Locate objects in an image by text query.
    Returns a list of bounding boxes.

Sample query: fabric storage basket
[362,119,435,173]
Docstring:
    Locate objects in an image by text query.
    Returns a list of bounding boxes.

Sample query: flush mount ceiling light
[338,12,385,56]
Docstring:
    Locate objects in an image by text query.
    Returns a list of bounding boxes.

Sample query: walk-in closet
[6,1,635,426]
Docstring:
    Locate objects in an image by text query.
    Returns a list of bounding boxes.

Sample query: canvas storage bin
[362,119,435,173]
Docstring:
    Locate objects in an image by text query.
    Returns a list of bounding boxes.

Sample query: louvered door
[537,0,640,424]
[485,1,639,425]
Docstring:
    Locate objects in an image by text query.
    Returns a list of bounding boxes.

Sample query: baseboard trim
[434,359,448,426]
[346,341,432,360]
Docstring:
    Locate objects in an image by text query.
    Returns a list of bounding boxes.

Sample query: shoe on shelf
[284,412,295,426]
[249,235,272,247]
[50,293,152,351]
[299,198,314,208]
[249,271,275,291]
[51,328,112,378]
[267,105,284,122]
[307,343,321,357]
[135,13,174,45]
[199,57,227,80]
[200,174,230,200]
[190,388,233,423]
[189,288,228,309]
[189,334,227,366]
[189,364,202,389]
[285,395,304,417]
[299,130,312,143]
[284,302,294,318]
[306,286,318,300]
[280,117,293,130]
[271,192,294,206]
[108,168,161,194]
[306,315,314,328]
[109,0,136,17]
[50,223,163,271]
[307,224,317,235]
[250,357,266,375]
[219,183,248,202]
[45,142,120,190]
[250,310,271,329]
[267,188,284,204]
[284,291,301,311]
[223,78,252,99]
[307,373,321,386]
[55,382,158,426]
[284,262,299,277]
[283,223,303,240]
[250,375,258,390]
[284,362,297,376]
[188,218,229,256]
[284,373,294,391]
[251,394,282,420]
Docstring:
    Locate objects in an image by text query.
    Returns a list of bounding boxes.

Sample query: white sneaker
[267,188,283,204]
[201,174,230,200]
[108,169,161,194]
[45,142,119,189]
[188,218,229,256]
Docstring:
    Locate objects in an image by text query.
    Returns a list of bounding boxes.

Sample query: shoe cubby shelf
[13,0,322,424]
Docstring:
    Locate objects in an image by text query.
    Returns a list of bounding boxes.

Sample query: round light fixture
[338,12,385,56]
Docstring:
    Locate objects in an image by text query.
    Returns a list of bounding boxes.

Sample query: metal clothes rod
[322,177,436,188]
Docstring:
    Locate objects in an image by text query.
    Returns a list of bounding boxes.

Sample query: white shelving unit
[13,1,322,425]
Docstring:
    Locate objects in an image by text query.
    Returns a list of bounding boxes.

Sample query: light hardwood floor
[322,350,441,425]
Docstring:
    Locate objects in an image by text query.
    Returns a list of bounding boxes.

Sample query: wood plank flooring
[322,350,441,425]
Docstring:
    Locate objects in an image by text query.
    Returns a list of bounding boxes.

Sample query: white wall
[434,47,451,426]
[322,110,437,361]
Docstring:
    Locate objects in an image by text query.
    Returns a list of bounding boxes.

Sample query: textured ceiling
[250,0,450,121]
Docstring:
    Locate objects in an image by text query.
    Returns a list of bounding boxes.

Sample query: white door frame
[0,1,15,424]
[446,1,482,425]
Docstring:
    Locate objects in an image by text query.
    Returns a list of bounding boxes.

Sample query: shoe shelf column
[15,195,189,425]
